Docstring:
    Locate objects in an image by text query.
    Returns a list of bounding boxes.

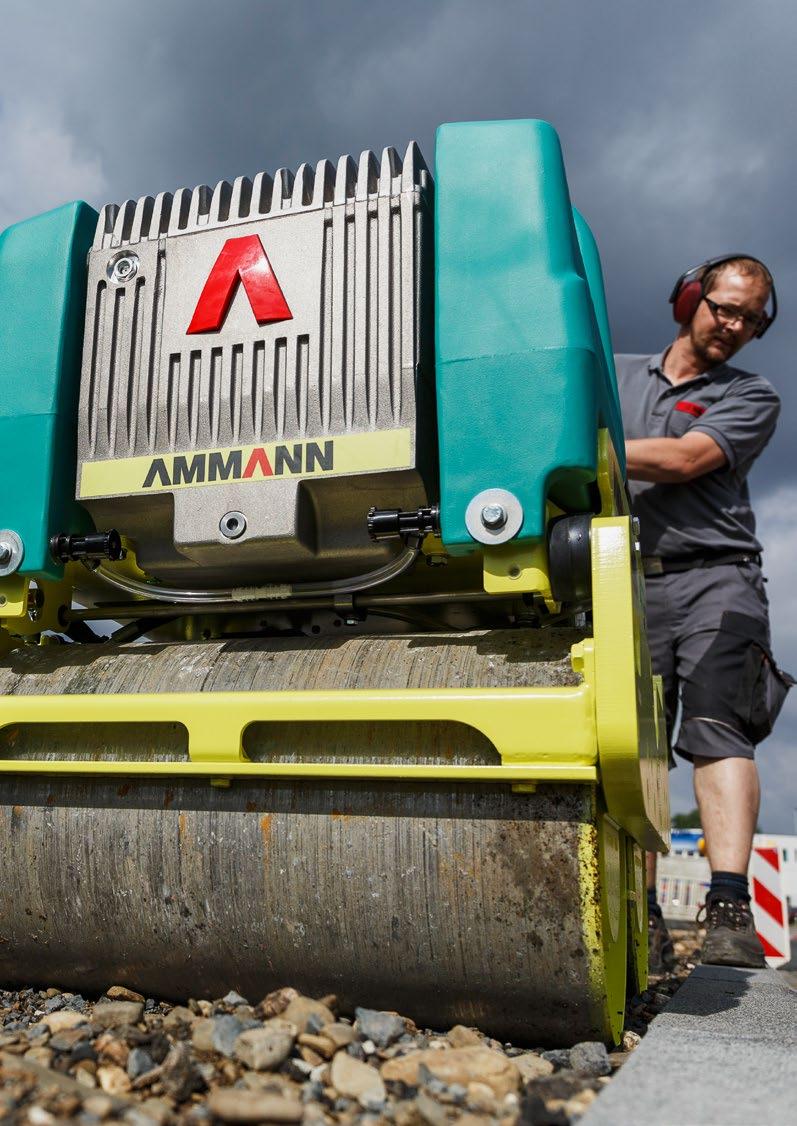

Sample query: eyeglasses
[702,295,766,333]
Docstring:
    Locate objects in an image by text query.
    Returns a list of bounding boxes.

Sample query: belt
[642,551,761,576]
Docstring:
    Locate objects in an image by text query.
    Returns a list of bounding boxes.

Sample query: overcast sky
[1,0,795,832]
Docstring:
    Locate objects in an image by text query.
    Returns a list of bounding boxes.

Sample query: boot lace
[696,897,752,932]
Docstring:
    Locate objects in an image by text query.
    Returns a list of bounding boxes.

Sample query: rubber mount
[548,515,592,604]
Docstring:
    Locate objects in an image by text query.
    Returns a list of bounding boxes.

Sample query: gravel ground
[0,933,696,1126]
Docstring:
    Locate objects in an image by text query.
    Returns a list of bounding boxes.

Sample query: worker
[615,255,793,971]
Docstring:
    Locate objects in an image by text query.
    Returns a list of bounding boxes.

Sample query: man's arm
[625,432,727,483]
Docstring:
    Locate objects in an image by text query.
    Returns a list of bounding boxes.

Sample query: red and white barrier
[749,846,791,968]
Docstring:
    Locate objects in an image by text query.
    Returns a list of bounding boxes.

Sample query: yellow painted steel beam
[579,812,628,1043]
[0,684,598,781]
[590,516,670,852]
[596,428,630,518]
[0,760,598,782]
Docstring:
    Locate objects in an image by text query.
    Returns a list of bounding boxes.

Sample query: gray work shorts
[644,562,791,763]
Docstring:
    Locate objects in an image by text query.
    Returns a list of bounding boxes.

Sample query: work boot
[648,907,676,974]
[698,895,767,968]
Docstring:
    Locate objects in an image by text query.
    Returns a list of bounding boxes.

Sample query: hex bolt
[481,503,507,530]
[0,542,11,565]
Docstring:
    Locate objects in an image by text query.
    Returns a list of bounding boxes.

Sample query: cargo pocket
[681,611,794,747]
[736,642,794,744]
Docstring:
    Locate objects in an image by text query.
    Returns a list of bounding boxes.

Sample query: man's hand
[625,432,727,483]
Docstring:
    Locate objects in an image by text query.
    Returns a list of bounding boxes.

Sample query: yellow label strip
[80,428,413,499]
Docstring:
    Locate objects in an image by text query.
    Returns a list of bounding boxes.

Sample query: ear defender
[671,276,704,325]
[669,254,777,338]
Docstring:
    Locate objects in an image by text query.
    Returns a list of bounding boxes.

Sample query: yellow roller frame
[578,810,628,1043]
[625,835,648,996]
[0,537,668,846]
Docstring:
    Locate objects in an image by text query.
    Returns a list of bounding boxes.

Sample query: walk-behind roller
[0,119,669,1045]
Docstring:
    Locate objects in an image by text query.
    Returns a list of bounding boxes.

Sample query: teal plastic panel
[571,208,625,473]
[0,202,97,579]
[435,120,624,551]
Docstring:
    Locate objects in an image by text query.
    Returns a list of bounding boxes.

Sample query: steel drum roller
[0,630,623,1044]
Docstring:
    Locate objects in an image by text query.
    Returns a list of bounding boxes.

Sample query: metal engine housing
[76,145,435,584]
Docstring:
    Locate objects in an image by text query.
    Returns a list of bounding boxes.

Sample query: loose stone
[319,1022,357,1050]
[207,1089,303,1123]
[27,1108,56,1126]
[414,1089,451,1126]
[355,1007,406,1048]
[97,1063,132,1095]
[382,1047,520,1099]
[222,991,249,1007]
[50,1028,91,1052]
[234,1022,295,1071]
[127,1047,156,1079]
[330,1051,387,1106]
[540,1048,571,1071]
[106,986,146,1004]
[563,1087,599,1116]
[74,1062,98,1088]
[82,1094,114,1119]
[39,1011,88,1034]
[95,1031,130,1066]
[256,987,299,1019]
[446,1025,482,1049]
[513,1053,554,1083]
[138,1097,173,1123]
[92,1001,145,1030]
[159,1042,204,1101]
[162,1006,195,1031]
[466,1080,498,1112]
[284,1057,314,1082]
[23,1047,54,1067]
[298,1032,336,1059]
[191,1019,216,1054]
[282,996,336,1034]
[211,1015,247,1057]
[570,1040,611,1077]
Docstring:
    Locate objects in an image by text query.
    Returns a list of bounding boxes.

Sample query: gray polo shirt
[614,352,780,558]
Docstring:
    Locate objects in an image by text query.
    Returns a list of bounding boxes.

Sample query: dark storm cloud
[3,1,793,474]
[1,0,795,827]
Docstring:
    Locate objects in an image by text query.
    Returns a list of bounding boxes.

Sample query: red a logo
[187,234,292,334]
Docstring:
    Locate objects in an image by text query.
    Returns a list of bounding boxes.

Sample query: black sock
[647,886,662,916]
[709,871,750,902]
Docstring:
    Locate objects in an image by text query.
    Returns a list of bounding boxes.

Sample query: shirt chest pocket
[666,399,707,437]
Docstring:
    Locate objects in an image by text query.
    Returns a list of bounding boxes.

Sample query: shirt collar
[646,349,722,385]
